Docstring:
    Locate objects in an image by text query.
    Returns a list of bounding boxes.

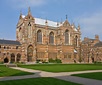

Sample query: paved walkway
[0,67,102,85]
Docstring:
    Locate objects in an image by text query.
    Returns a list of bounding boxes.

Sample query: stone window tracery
[65,30,70,45]
[37,30,42,43]
[49,32,54,44]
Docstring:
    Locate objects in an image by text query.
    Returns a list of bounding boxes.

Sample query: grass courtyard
[0,65,33,77]
[19,64,102,72]
[72,72,102,80]
[0,77,80,85]
[0,64,102,85]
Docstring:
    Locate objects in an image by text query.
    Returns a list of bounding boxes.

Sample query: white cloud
[75,10,102,40]
[7,0,46,8]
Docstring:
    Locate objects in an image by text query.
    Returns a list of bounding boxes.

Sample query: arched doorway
[27,45,33,62]
[11,53,15,63]
[17,53,21,62]
[4,57,9,63]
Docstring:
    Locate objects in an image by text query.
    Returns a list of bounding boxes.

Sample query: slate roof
[82,39,95,44]
[94,42,102,47]
[22,15,62,27]
[0,39,21,45]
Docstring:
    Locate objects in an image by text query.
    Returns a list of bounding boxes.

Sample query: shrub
[36,60,41,63]
[0,61,3,64]
[94,61,102,64]
[49,58,62,63]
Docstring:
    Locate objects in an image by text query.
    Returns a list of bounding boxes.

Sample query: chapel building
[16,8,81,63]
[0,8,82,63]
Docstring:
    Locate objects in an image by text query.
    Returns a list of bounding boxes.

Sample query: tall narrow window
[75,35,78,47]
[19,27,23,40]
[37,30,42,43]
[28,22,32,38]
[65,30,69,44]
[49,32,54,44]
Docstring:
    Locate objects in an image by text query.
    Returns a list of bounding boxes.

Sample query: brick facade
[16,8,81,63]
[1,8,101,63]
[81,35,102,63]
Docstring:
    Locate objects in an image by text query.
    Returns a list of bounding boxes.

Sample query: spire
[57,20,59,26]
[45,18,48,26]
[60,18,62,24]
[19,10,22,19]
[78,24,80,28]
[66,15,68,20]
[28,7,31,15]
[78,24,80,31]
[71,23,75,28]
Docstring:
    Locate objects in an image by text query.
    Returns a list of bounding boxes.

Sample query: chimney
[95,35,99,41]
[84,37,89,41]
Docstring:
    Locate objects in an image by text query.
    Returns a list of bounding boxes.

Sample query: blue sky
[0,0,102,40]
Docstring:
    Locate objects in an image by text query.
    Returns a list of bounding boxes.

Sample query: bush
[0,61,3,64]
[94,61,102,64]
[49,58,62,63]
[36,60,41,63]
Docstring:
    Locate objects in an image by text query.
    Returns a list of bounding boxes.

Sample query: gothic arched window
[75,35,78,47]
[65,30,69,44]
[37,30,42,43]
[49,32,54,44]
[17,53,21,62]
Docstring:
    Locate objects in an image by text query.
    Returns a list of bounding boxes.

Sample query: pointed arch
[4,57,9,63]
[65,29,70,45]
[49,32,54,44]
[17,53,21,62]
[11,53,15,63]
[37,30,42,44]
[75,35,78,47]
[27,45,33,62]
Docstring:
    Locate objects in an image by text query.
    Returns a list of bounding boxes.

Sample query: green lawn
[19,64,102,72]
[0,65,33,77]
[72,72,102,80]
[0,77,80,85]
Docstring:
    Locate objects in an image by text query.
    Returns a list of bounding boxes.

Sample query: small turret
[66,15,68,20]
[28,7,31,15]
[45,19,48,26]
[57,20,59,26]
[71,23,75,28]
[95,35,99,41]
[19,11,23,19]
[77,24,80,32]
[25,7,34,21]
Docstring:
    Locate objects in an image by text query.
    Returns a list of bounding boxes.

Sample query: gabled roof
[94,42,102,47]
[22,15,63,27]
[0,39,21,45]
[35,18,63,27]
